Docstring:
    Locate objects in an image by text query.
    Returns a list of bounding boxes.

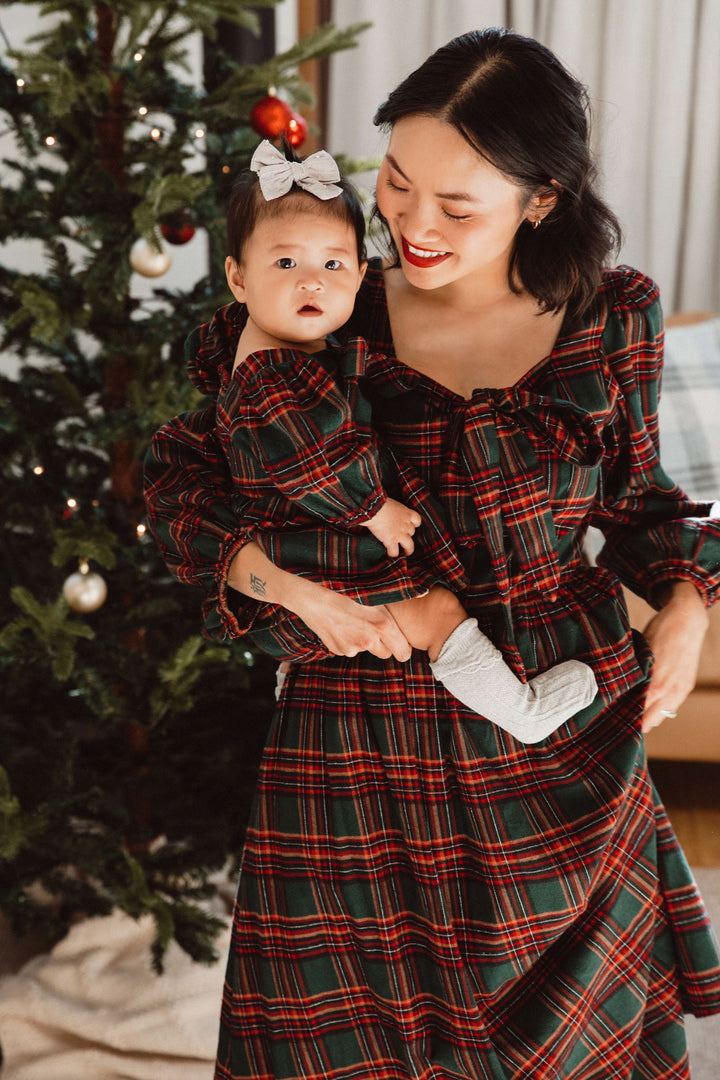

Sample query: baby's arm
[363,498,422,558]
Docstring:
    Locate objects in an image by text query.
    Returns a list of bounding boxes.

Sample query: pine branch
[148,635,229,723]
[9,277,85,346]
[203,21,371,108]
[274,20,372,67]
[51,521,118,570]
[0,766,48,862]
[1,587,95,682]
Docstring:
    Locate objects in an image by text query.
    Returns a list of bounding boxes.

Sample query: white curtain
[327,0,720,313]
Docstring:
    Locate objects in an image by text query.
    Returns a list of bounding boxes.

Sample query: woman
[145,28,720,1080]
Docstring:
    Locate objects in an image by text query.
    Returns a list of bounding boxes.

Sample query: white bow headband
[249,140,343,202]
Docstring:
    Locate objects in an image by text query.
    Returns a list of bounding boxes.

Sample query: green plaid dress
[145,264,720,1079]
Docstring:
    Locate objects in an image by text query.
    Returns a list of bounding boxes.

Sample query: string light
[16,78,25,91]
[66,497,77,509]
[136,523,147,537]
[222,165,231,174]
[150,128,162,141]
[138,105,148,116]
[133,51,144,62]
[33,465,44,475]
[193,127,205,139]
[45,135,56,147]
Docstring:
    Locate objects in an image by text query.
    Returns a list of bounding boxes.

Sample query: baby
[213,139,597,743]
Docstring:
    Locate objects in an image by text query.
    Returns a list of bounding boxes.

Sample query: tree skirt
[0,906,231,1080]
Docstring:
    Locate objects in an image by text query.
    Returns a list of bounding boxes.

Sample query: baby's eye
[276,257,296,269]
[325,259,343,271]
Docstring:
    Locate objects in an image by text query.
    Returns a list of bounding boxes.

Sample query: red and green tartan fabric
[144,263,720,1078]
[216,336,389,527]
[212,333,458,614]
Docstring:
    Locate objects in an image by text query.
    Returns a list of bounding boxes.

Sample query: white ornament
[129,237,172,278]
[63,564,108,613]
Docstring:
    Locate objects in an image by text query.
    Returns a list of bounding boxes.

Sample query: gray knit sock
[429,618,597,744]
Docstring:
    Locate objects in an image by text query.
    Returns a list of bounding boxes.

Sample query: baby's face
[228,209,365,348]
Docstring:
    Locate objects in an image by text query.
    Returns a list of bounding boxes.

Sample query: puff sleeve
[591,274,720,608]
[216,340,386,527]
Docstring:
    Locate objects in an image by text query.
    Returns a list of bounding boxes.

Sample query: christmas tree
[0,0,368,970]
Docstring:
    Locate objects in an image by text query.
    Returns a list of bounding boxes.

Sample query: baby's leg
[390,588,597,744]
[388,587,467,661]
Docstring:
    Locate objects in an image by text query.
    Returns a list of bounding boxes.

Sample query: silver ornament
[63,567,108,612]
[129,237,172,278]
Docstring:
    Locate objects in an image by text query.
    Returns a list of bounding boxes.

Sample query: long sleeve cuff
[597,501,720,610]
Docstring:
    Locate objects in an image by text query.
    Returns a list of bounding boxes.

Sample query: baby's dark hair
[226,141,366,266]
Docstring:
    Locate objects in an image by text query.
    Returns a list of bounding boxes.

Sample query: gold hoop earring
[532,217,541,230]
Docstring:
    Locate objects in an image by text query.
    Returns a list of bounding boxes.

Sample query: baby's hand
[364,499,422,558]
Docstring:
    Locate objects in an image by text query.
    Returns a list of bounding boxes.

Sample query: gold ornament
[63,560,108,613]
[129,237,172,278]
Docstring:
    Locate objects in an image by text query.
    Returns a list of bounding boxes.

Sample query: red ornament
[159,210,196,245]
[250,95,293,139]
[286,112,308,149]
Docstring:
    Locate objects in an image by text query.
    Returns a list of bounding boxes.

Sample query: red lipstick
[401,235,451,268]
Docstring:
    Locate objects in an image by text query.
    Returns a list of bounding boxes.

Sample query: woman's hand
[228,540,412,662]
[287,577,413,661]
[641,581,709,733]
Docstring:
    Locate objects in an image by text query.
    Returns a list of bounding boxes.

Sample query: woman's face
[376,114,534,292]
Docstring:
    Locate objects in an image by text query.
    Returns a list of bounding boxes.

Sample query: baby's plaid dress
[211,332,459,614]
[145,263,720,1079]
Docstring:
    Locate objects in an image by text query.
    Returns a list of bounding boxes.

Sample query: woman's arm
[593,278,720,610]
[227,541,412,662]
[591,273,720,728]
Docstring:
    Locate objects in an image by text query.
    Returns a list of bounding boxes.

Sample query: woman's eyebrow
[385,153,479,203]
[385,153,411,182]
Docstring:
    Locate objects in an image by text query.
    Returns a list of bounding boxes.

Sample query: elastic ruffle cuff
[203,529,259,640]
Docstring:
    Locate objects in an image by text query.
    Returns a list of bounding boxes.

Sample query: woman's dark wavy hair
[227,140,366,266]
[373,27,622,326]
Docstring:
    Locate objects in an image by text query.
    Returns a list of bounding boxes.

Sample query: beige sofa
[621,312,720,761]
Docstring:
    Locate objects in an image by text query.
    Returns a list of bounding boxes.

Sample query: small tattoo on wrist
[250,572,267,598]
